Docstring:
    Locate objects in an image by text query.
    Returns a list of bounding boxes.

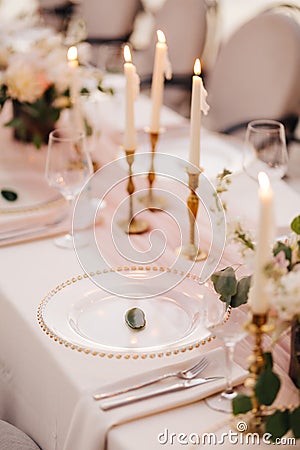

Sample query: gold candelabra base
[176,169,207,261]
[118,218,149,235]
[242,311,274,431]
[176,243,208,262]
[119,148,149,235]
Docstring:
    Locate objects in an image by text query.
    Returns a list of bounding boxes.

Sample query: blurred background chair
[132,0,208,117]
[39,0,79,31]
[76,0,141,72]
[0,420,41,450]
[203,5,300,142]
[79,0,141,44]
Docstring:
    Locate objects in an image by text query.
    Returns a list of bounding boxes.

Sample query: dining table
[0,89,299,450]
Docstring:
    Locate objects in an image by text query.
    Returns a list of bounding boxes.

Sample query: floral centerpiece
[227,215,300,332]
[211,211,300,440]
[209,170,300,439]
[0,28,106,148]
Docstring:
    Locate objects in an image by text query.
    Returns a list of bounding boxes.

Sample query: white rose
[5,56,49,103]
[269,270,300,321]
[45,49,72,94]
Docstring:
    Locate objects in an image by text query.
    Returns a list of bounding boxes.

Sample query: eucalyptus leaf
[263,352,273,371]
[230,276,251,308]
[290,406,300,439]
[232,393,252,415]
[254,370,281,405]
[33,134,43,149]
[5,117,23,129]
[84,117,93,137]
[211,267,237,299]
[291,215,300,235]
[265,410,290,440]
[219,295,232,305]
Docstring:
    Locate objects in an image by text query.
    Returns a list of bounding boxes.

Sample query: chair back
[134,0,207,79]
[204,6,300,134]
[79,0,141,42]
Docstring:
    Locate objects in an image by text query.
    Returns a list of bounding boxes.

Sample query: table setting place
[0,5,300,450]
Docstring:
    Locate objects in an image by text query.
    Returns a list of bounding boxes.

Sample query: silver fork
[93,356,208,401]
[0,214,66,242]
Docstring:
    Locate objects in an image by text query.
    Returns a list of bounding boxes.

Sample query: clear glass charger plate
[0,167,63,214]
[37,266,226,359]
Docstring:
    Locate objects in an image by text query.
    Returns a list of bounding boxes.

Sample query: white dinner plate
[38,266,226,359]
[0,168,63,214]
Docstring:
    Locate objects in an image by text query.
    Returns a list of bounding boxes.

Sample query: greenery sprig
[213,169,232,212]
[210,214,300,441]
[211,266,251,308]
[233,352,300,441]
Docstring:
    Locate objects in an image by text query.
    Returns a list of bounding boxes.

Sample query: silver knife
[0,215,66,242]
[100,376,224,411]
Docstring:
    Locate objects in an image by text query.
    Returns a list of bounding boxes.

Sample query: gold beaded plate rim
[37,266,230,360]
[0,195,64,215]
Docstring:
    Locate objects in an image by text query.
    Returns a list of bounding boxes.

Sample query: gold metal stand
[176,170,207,261]
[119,149,149,234]
[244,312,273,431]
[139,131,166,211]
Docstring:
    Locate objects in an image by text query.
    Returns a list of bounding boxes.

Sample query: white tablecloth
[0,96,299,450]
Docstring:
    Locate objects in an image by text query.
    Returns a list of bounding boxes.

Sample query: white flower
[45,49,72,94]
[226,219,255,258]
[4,54,50,103]
[0,0,38,27]
[268,270,300,321]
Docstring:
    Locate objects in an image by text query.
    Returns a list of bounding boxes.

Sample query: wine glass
[205,306,247,413]
[243,119,289,181]
[45,128,93,249]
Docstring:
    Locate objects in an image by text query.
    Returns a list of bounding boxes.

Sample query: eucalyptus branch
[213,169,232,212]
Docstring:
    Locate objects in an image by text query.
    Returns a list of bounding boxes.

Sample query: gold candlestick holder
[243,312,274,431]
[176,170,207,261]
[139,131,166,211]
[119,149,149,234]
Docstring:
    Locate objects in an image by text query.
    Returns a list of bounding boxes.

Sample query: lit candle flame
[157,29,166,44]
[258,172,270,191]
[124,44,132,63]
[194,58,201,76]
[67,46,78,63]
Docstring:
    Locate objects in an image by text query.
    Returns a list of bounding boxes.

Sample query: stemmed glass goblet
[205,306,247,413]
[45,128,93,249]
[243,119,289,181]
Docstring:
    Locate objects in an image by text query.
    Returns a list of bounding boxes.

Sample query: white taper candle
[189,58,202,173]
[123,44,139,150]
[249,172,274,314]
[150,30,168,133]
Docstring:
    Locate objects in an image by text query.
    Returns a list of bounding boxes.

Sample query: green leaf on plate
[265,409,290,440]
[1,189,18,202]
[232,393,252,415]
[125,308,146,330]
[254,370,281,405]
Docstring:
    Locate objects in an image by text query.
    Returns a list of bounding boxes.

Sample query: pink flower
[273,250,289,272]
